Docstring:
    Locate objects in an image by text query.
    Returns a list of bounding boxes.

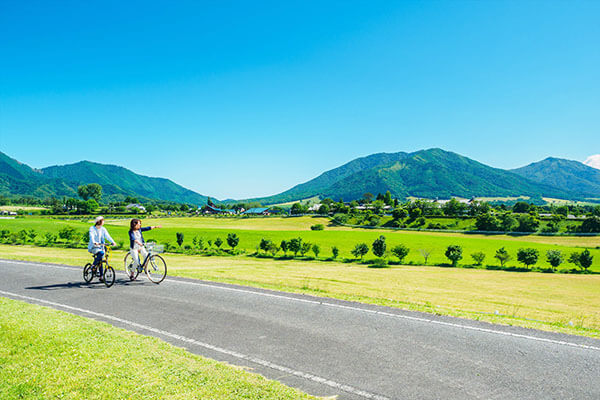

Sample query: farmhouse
[203,204,235,215]
[242,207,271,215]
[126,203,146,212]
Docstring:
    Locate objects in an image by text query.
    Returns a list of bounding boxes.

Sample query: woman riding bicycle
[88,216,116,279]
[129,218,161,279]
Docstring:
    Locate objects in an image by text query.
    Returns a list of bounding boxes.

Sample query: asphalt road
[1,258,599,399]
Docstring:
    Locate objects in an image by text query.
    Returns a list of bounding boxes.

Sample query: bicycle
[124,242,167,284]
[83,245,116,287]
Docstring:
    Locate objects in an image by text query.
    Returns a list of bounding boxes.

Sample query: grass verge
[0,297,316,400]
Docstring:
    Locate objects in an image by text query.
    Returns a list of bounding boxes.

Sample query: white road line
[3,258,600,351]
[0,289,389,400]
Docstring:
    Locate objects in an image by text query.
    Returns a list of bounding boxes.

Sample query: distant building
[242,207,271,215]
[203,204,235,214]
[126,203,146,212]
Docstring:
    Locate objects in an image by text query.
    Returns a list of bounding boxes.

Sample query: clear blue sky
[1,0,599,199]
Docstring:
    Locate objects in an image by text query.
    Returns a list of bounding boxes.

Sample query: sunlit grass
[0,297,316,400]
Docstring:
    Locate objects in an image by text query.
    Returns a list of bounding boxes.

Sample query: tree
[499,213,518,232]
[515,214,539,232]
[513,202,530,213]
[392,207,408,220]
[227,233,239,250]
[372,235,386,258]
[362,193,373,204]
[545,250,563,270]
[318,204,330,215]
[311,244,320,258]
[176,232,184,247]
[471,252,486,266]
[280,240,289,255]
[351,243,369,260]
[214,237,223,249]
[419,248,432,264]
[289,237,302,256]
[58,226,77,241]
[475,213,500,231]
[193,236,204,249]
[442,198,466,217]
[408,207,422,221]
[77,183,102,202]
[259,238,272,254]
[569,250,593,271]
[300,242,311,256]
[579,216,600,233]
[445,245,463,267]
[517,248,539,268]
[331,246,339,259]
[391,244,410,263]
[579,249,594,270]
[383,191,393,206]
[290,203,307,215]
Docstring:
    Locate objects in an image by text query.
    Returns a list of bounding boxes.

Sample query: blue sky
[1,1,599,199]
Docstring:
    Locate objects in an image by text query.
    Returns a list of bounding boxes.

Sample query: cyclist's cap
[95,216,104,224]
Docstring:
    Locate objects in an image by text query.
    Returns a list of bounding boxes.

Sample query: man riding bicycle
[88,216,116,279]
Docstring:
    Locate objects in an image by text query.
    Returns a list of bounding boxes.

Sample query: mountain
[511,157,600,198]
[0,151,209,204]
[245,149,576,204]
[0,152,77,198]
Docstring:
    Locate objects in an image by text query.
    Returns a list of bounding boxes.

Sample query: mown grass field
[1,216,598,270]
[0,297,315,400]
[2,244,599,338]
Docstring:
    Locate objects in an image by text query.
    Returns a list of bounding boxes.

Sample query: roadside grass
[2,244,599,338]
[0,297,316,400]
[1,216,599,271]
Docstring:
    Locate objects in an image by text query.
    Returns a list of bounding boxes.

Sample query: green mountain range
[511,157,600,198]
[2,149,598,205]
[0,152,208,204]
[245,149,586,204]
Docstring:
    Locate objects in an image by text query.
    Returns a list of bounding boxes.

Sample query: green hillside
[0,152,209,205]
[511,157,600,197]
[245,148,576,204]
[42,161,209,204]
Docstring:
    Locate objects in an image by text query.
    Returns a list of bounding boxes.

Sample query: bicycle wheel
[83,263,94,283]
[145,255,167,284]
[124,253,139,281]
[103,264,115,288]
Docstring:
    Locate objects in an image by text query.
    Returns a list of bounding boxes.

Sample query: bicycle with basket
[124,242,167,284]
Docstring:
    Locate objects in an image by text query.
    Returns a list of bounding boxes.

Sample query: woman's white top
[131,230,142,250]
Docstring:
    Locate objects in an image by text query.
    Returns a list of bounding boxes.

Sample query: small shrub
[391,244,410,264]
[494,247,511,267]
[310,224,324,231]
[445,245,463,267]
[351,243,369,260]
[517,248,539,268]
[331,246,339,259]
[471,252,486,266]
[370,258,388,268]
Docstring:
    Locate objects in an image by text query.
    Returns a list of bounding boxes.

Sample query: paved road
[1,259,599,399]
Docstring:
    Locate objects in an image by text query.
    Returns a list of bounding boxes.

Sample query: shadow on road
[25,279,147,290]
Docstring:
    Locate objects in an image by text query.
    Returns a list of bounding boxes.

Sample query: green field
[1,216,598,270]
[0,297,315,399]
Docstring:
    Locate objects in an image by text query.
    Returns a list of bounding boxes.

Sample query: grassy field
[1,216,598,270]
[2,244,599,338]
[0,297,315,399]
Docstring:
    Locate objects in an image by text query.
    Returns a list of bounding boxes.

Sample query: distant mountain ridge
[243,149,589,204]
[0,151,209,204]
[511,157,600,197]
[2,149,598,205]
